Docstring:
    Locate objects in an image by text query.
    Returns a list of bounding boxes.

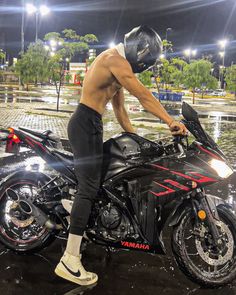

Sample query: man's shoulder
[105,50,129,67]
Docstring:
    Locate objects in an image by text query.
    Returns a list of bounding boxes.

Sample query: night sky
[0,0,236,64]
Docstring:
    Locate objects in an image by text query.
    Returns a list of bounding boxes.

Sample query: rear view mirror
[182,102,199,123]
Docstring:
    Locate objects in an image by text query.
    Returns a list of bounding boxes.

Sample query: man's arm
[108,55,187,135]
[112,88,135,133]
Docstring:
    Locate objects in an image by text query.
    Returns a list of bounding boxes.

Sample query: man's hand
[169,120,188,136]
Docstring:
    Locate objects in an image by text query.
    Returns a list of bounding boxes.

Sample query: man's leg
[55,106,103,285]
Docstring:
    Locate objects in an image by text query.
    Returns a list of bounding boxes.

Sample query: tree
[65,72,72,84]
[138,71,153,87]
[162,39,173,56]
[183,59,217,104]
[0,49,5,64]
[159,59,174,89]
[15,41,50,89]
[44,29,98,111]
[225,65,236,99]
[170,58,187,88]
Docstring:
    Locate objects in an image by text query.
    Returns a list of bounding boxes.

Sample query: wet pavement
[1,226,236,295]
[0,86,235,294]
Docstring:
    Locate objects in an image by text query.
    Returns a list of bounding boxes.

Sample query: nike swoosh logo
[61,261,81,277]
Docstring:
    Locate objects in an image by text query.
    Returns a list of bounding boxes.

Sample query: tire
[0,173,56,253]
[172,205,236,287]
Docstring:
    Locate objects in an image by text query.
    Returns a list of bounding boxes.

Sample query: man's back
[80,49,123,114]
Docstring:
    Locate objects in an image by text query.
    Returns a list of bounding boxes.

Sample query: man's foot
[55,252,98,286]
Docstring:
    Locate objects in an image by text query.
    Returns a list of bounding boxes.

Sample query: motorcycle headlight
[210,159,234,179]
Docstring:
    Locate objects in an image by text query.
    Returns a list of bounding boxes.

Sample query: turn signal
[198,210,206,220]
[8,127,14,134]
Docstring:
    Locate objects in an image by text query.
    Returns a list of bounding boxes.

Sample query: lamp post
[218,39,228,89]
[165,28,172,58]
[21,0,25,52]
[26,3,50,42]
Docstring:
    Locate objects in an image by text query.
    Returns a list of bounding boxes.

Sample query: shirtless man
[55,25,187,285]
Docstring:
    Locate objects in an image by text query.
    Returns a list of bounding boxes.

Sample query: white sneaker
[55,252,98,286]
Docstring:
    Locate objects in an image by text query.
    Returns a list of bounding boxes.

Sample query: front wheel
[172,205,236,287]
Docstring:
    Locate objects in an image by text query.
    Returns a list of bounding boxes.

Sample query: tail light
[5,129,21,154]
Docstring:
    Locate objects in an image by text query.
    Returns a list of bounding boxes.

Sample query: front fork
[194,189,221,246]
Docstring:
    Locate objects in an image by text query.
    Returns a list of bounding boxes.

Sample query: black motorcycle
[0,102,235,287]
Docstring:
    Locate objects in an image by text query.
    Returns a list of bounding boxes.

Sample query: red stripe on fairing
[151,164,169,171]
[150,181,175,197]
[164,179,190,191]
[152,162,217,183]
[197,144,221,160]
[189,172,216,183]
[171,171,216,183]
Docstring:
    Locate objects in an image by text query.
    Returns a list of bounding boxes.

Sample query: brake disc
[195,221,234,266]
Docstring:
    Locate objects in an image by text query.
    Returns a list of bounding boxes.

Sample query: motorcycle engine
[93,203,133,241]
[100,205,122,229]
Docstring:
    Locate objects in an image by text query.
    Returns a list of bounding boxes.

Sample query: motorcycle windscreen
[182,102,224,155]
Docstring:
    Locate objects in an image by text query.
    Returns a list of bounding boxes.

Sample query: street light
[191,49,197,57]
[26,3,50,42]
[219,51,225,58]
[26,3,37,14]
[184,48,197,61]
[50,39,57,47]
[218,39,228,89]
[109,42,115,48]
[40,5,50,16]
[218,39,228,49]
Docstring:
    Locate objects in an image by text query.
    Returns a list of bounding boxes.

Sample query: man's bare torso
[80,48,122,115]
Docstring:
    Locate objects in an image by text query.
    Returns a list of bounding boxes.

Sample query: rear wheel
[172,205,236,287]
[0,176,55,253]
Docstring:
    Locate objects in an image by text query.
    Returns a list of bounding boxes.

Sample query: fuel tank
[102,132,164,181]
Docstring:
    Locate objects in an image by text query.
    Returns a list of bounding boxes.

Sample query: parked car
[209,89,226,96]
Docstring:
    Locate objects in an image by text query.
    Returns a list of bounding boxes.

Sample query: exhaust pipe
[19,200,32,215]
[6,188,19,201]
[18,200,63,230]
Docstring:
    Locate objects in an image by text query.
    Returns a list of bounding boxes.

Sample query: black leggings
[67,103,103,236]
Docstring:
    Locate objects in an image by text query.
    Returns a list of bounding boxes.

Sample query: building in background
[69,62,87,85]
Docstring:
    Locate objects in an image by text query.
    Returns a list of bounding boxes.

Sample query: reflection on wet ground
[1,237,236,295]
[0,87,80,104]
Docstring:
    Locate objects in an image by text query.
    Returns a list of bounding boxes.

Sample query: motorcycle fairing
[102,144,219,247]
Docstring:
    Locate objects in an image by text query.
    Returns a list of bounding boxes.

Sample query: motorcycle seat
[52,149,74,167]
[19,127,60,143]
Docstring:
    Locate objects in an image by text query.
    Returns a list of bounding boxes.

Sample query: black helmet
[124,25,162,73]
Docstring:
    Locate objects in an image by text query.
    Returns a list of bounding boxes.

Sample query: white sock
[65,234,83,257]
